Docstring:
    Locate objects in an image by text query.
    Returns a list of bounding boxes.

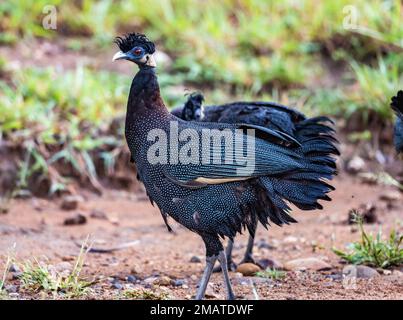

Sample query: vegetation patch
[333,214,403,268]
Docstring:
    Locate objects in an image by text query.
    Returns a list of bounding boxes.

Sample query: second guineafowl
[113,33,337,299]
[173,92,339,270]
[391,90,403,153]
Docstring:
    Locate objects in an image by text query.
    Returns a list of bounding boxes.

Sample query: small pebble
[90,209,108,220]
[64,213,87,226]
[112,281,123,290]
[127,275,137,283]
[190,256,201,263]
[8,264,20,273]
[5,284,17,293]
[61,195,83,211]
[171,279,185,287]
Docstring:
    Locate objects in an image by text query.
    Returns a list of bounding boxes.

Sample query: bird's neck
[126,66,168,120]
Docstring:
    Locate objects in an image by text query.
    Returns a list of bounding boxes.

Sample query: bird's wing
[216,101,306,121]
[170,106,183,118]
[162,121,306,188]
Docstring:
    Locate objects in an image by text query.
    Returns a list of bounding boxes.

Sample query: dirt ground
[0,39,402,300]
[0,173,402,300]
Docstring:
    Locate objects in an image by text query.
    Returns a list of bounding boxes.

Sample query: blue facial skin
[124,46,146,62]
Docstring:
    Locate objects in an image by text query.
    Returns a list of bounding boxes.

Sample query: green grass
[333,214,403,268]
[0,255,12,299]
[123,288,169,300]
[255,268,286,280]
[18,238,93,298]
[1,1,402,194]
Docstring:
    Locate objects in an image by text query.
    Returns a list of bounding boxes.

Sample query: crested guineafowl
[113,33,337,300]
[391,90,403,154]
[172,93,339,271]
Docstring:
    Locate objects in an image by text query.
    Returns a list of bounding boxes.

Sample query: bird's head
[113,33,156,68]
[183,92,205,121]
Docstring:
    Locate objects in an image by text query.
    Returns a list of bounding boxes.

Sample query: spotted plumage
[114,34,337,300]
[172,92,339,269]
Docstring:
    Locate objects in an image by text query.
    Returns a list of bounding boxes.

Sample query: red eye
[133,48,142,55]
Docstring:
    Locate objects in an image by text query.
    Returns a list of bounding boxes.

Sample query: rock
[257,258,284,270]
[205,286,220,299]
[284,257,331,271]
[5,284,17,293]
[111,281,123,290]
[63,213,87,226]
[155,276,172,286]
[190,274,198,282]
[12,272,23,280]
[61,195,83,210]
[143,276,158,285]
[190,256,201,263]
[90,209,108,220]
[325,273,342,281]
[171,279,186,287]
[130,265,142,275]
[61,256,75,262]
[346,156,366,173]
[8,264,20,273]
[379,191,401,202]
[283,236,299,244]
[127,275,136,283]
[342,265,380,279]
[8,293,19,298]
[236,263,261,276]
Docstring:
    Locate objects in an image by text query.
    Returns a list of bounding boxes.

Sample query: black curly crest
[114,33,155,54]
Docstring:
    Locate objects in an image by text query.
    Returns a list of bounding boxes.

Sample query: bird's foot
[213,260,237,273]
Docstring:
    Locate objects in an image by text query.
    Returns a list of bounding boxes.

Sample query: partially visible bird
[113,33,337,299]
[173,92,339,270]
[391,90,403,153]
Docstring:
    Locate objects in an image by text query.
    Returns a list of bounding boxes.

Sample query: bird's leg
[240,219,258,265]
[213,239,237,273]
[240,234,256,264]
[195,254,217,300]
[217,250,236,300]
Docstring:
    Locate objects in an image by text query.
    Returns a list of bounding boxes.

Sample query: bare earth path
[0,173,402,300]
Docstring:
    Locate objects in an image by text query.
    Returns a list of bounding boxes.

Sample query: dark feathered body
[116,33,337,299]
[391,91,403,153]
[127,69,336,256]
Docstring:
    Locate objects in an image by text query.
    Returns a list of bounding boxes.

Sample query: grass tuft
[18,236,93,298]
[333,213,403,268]
[123,288,169,300]
[255,268,286,280]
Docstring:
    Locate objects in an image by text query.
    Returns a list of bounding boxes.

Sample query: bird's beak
[112,51,128,61]
[145,54,157,67]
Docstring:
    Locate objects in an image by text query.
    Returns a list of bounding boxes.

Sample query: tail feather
[253,114,338,227]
